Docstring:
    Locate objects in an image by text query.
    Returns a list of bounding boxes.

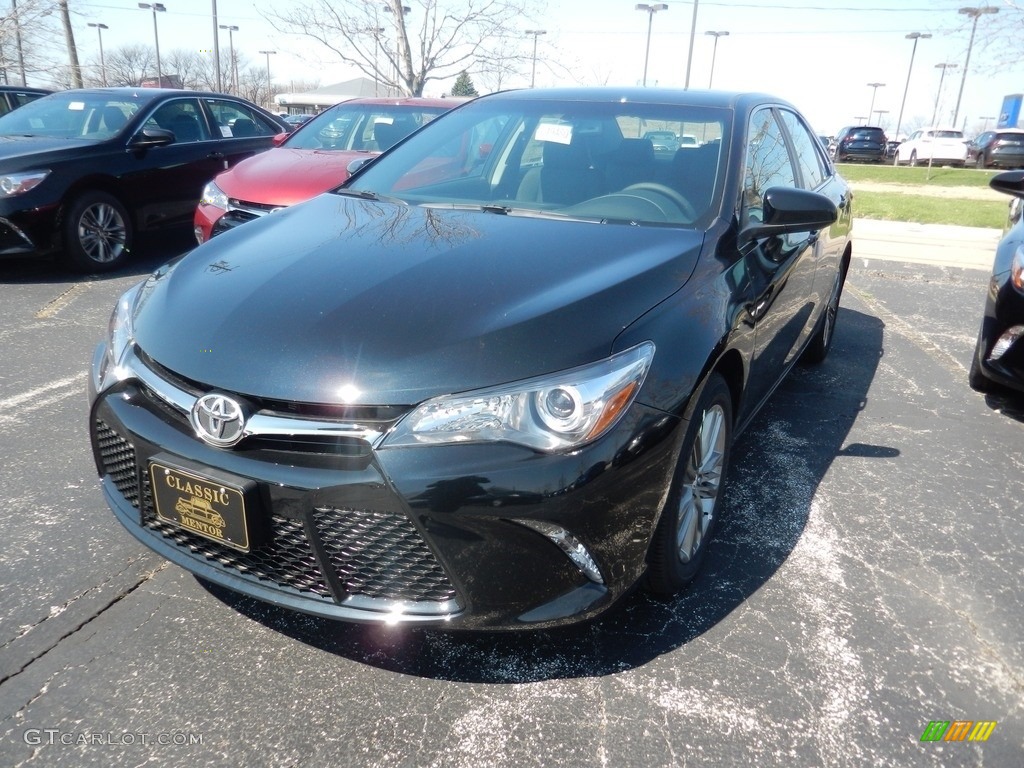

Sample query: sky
[68,0,1024,138]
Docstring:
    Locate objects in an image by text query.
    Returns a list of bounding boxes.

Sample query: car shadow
[0,227,194,284]
[200,306,888,682]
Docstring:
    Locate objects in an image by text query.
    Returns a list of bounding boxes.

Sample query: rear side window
[779,109,826,190]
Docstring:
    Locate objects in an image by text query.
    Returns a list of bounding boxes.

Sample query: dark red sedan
[194,97,460,242]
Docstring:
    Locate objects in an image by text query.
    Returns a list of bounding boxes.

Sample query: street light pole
[954,5,999,128]
[259,50,276,108]
[525,29,546,88]
[894,32,930,141]
[866,82,885,124]
[684,0,700,89]
[87,22,109,87]
[874,109,889,128]
[932,63,957,126]
[635,3,668,88]
[219,24,238,94]
[705,30,728,89]
[138,3,166,86]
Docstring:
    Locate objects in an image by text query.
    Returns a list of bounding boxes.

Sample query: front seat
[517,137,605,205]
[169,113,203,143]
[101,106,127,133]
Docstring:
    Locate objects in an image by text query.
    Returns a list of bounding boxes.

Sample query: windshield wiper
[334,188,408,205]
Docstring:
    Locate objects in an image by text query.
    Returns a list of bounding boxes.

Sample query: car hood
[215,148,373,207]
[0,135,104,163]
[134,195,704,405]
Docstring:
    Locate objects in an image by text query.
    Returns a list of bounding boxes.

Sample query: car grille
[313,507,457,602]
[95,418,458,608]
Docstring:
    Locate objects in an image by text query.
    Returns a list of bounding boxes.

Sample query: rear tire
[909,150,919,167]
[62,191,132,273]
[646,373,733,596]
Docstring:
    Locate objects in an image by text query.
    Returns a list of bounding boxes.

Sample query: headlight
[95,281,145,392]
[199,180,228,208]
[0,170,49,197]
[384,342,655,453]
[1012,245,1024,292]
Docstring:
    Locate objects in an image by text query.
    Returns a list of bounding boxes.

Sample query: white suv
[895,127,968,167]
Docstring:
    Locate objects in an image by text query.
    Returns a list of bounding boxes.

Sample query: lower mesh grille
[313,507,457,603]
[95,420,458,608]
[141,474,333,599]
[96,420,139,507]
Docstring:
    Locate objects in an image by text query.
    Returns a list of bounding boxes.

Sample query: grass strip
[852,191,1006,228]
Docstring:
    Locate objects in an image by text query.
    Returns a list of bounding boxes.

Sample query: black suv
[833,125,887,163]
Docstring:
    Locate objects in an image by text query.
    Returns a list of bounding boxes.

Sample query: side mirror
[272,132,289,147]
[128,127,175,149]
[346,156,373,175]
[739,187,839,248]
[990,170,1024,200]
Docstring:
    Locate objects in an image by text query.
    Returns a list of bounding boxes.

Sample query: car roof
[0,85,51,95]
[479,87,794,112]
[340,96,467,108]
[47,87,271,104]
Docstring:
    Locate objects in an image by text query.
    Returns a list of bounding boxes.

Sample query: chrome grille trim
[121,347,387,445]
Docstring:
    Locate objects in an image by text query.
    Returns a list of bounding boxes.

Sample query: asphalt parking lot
[0,223,1021,767]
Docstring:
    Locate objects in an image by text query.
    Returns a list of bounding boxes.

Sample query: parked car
[283,113,315,129]
[0,85,51,116]
[967,129,1024,169]
[970,170,1024,393]
[832,125,887,163]
[886,140,901,160]
[0,87,288,271]
[643,129,680,155]
[194,97,459,242]
[894,127,967,167]
[90,87,852,631]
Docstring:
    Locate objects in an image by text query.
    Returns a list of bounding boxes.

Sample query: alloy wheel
[78,201,127,264]
[675,403,727,564]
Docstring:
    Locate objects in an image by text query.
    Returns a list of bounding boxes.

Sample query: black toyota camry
[89,88,853,631]
[970,171,1024,394]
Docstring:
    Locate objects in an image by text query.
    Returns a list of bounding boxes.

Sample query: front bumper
[89,345,681,630]
[974,271,1024,394]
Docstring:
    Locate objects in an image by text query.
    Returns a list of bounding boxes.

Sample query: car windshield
[347,97,730,228]
[285,103,450,151]
[0,92,142,140]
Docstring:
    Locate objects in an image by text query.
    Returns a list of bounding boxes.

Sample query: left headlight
[0,170,49,197]
[384,342,655,453]
[94,281,144,393]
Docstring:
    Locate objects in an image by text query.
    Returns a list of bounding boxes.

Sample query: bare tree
[0,0,63,86]
[267,0,544,96]
[103,44,154,87]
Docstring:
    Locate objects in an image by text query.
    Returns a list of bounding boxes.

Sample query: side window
[203,99,277,139]
[145,99,208,143]
[779,109,826,190]
[743,107,797,224]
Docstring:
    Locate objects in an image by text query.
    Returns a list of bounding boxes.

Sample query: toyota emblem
[191,394,247,447]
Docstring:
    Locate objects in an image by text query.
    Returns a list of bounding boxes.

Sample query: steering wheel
[621,183,697,221]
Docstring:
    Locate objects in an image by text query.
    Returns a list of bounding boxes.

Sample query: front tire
[62,191,132,272]
[646,373,733,596]
[803,266,846,364]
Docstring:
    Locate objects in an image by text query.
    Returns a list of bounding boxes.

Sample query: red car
[194,97,459,242]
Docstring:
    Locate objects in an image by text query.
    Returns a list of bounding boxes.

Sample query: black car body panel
[0,88,288,264]
[89,87,853,630]
[136,195,704,405]
[971,171,1024,393]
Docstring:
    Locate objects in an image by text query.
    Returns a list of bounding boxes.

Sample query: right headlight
[0,170,49,197]
[1011,245,1024,292]
[199,180,228,208]
[384,342,655,453]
